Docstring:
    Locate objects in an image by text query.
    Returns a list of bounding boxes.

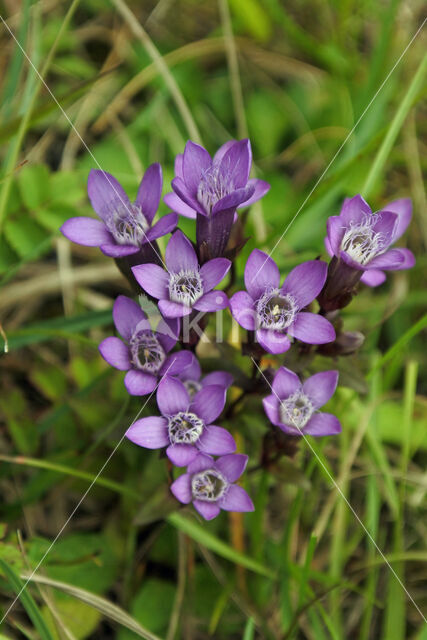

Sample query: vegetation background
[0,0,426,638]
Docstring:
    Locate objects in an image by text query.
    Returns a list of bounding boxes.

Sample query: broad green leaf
[4,216,48,259]
[43,599,101,640]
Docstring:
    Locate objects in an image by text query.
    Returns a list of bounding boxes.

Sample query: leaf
[21,573,163,640]
[117,578,175,639]
[4,216,48,259]
[17,165,50,210]
[0,559,55,640]
[167,512,276,579]
[43,599,101,640]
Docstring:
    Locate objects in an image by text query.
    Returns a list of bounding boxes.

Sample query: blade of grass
[1,0,31,118]
[362,51,427,196]
[0,560,55,640]
[243,617,255,640]
[20,573,163,640]
[0,0,81,233]
[166,512,275,579]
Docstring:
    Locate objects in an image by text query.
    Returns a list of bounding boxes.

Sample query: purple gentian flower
[325,195,415,287]
[61,164,177,258]
[125,376,236,466]
[170,453,254,520]
[263,367,341,436]
[98,295,192,395]
[177,352,233,398]
[131,230,230,319]
[164,140,269,219]
[230,249,335,354]
[164,140,270,259]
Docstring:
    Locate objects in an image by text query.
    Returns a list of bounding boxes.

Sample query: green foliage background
[0,0,426,638]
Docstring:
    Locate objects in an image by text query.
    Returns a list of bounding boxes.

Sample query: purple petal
[324,236,334,257]
[288,312,335,345]
[171,177,203,213]
[100,243,139,257]
[202,371,233,389]
[244,249,280,299]
[198,425,236,455]
[304,412,342,436]
[212,185,255,215]
[60,217,112,247]
[326,216,344,255]
[256,328,291,355]
[126,416,169,449]
[272,367,301,399]
[170,473,192,504]
[124,369,157,396]
[372,210,397,243]
[166,444,198,467]
[193,291,229,312]
[281,260,328,308]
[135,163,162,223]
[179,352,201,383]
[200,258,231,292]
[187,453,214,474]
[132,263,169,299]
[193,500,221,520]
[360,269,386,287]
[215,454,248,482]
[99,337,130,370]
[182,141,212,196]
[113,295,147,340]
[158,299,192,318]
[164,192,197,219]
[382,198,412,241]
[165,230,198,273]
[367,248,415,271]
[191,385,226,424]
[213,140,236,164]
[340,194,371,225]
[229,291,256,330]
[146,213,178,241]
[238,178,270,208]
[262,395,281,426]
[161,350,193,376]
[302,370,338,409]
[87,170,130,221]
[156,317,179,353]
[218,139,251,188]
[218,485,254,512]
[174,154,184,179]
[157,376,190,415]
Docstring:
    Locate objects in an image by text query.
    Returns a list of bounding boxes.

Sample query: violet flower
[171,453,254,520]
[325,195,415,286]
[126,376,236,466]
[99,295,192,395]
[263,367,341,436]
[164,140,269,219]
[164,140,269,259]
[177,352,233,398]
[61,164,177,259]
[132,230,230,319]
[230,249,335,354]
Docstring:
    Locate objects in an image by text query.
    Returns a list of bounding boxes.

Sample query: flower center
[169,270,203,307]
[183,379,203,398]
[168,411,204,444]
[340,216,386,265]
[256,289,298,331]
[105,202,149,247]
[197,164,234,214]
[129,330,166,373]
[191,469,228,502]
[280,391,313,430]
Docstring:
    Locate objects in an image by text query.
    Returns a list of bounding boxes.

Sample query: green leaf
[17,165,51,210]
[21,573,163,640]
[118,578,175,639]
[167,512,276,579]
[43,599,101,640]
[0,559,55,640]
[4,216,48,259]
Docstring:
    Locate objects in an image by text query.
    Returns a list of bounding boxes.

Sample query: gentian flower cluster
[60,138,414,520]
